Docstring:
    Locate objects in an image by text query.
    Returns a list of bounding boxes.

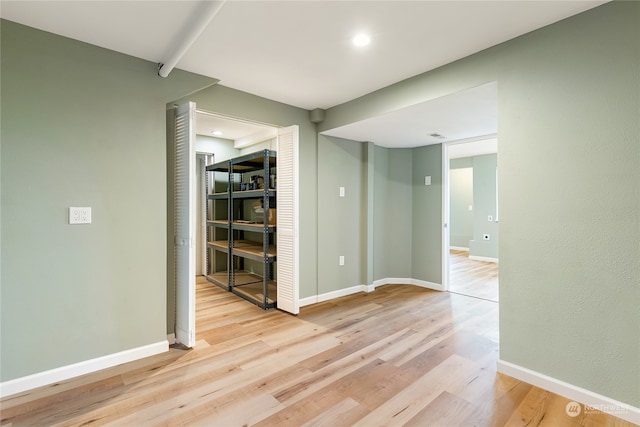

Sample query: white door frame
[442,142,450,292]
[174,102,197,348]
[275,125,300,315]
[174,108,299,334]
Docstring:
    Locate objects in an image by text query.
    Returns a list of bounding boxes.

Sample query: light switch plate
[69,207,92,224]
[424,176,431,186]
[339,187,345,197]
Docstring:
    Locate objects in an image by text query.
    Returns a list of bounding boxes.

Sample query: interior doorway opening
[170,105,282,348]
[444,137,499,302]
[193,109,280,281]
[170,105,301,347]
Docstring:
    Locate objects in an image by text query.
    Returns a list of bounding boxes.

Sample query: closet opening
[169,105,300,348]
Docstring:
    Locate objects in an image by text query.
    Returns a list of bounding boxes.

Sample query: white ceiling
[322,81,497,148]
[195,110,275,141]
[1,0,608,147]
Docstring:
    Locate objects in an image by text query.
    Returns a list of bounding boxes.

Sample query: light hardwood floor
[1,277,636,426]
[449,249,499,302]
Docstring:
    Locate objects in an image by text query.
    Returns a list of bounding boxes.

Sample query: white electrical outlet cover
[69,207,92,224]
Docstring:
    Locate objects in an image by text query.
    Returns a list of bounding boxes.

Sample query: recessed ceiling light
[352,33,370,47]
[212,130,223,136]
[429,133,445,139]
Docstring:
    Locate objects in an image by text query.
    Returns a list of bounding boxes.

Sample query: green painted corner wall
[373,146,413,280]
[316,137,438,291]
[316,137,439,292]
[0,20,215,381]
[317,135,366,292]
[496,2,639,406]
[320,1,639,407]
[411,145,443,284]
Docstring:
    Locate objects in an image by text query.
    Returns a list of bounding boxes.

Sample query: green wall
[497,4,638,406]
[315,137,439,291]
[411,144,443,285]
[317,135,366,292]
[373,146,413,280]
[449,154,499,258]
[319,1,639,407]
[0,20,215,381]
[316,137,437,291]
[468,154,498,259]
[449,166,473,248]
[195,134,239,161]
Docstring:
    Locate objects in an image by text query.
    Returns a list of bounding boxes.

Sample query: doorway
[444,138,499,302]
[193,110,280,279]
[170,105,301,347]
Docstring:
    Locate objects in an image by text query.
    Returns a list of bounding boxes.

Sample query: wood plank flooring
[1,277,636,426]
[449,249,499,302]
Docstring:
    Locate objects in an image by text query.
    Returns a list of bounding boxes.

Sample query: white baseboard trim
[0,340,168,398]
[373,278,443,292]
[409,278,445,291]
[316,285,368,303]
[362,283,376,293]
[372,277,411,288]
[167,333,176,345]
[449,246,469,251]
[298,295,317,307]
[469,255,499,263]
[497,360,640,425]
[299,284,370,307]
[300,278,444,308]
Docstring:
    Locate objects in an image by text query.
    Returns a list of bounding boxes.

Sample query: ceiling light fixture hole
[352,33,371,47]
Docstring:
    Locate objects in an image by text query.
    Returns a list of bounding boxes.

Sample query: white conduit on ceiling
[158,0,227,78]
